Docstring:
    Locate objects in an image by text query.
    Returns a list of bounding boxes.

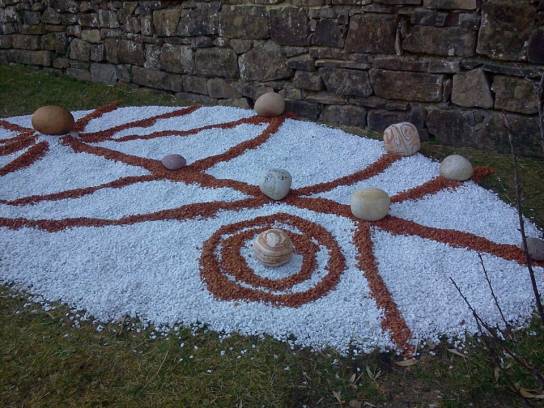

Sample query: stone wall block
[49,0,79,13]
[320,105,366,127]
[293,71,322,91]
[69,38,90,61]
[183,75,208,95]
[287,54,315,71]
[207,78,238,99]
[90,43,104,62]
[270,7,309,46]
[41,7,61,24]
[319,68,372,97]
[403,25,476,57]
[144,43,160,69]
[105,38,144,65]
[160,43,193,74]
[239,41,291,81]
[370,69,443,102]
[345,14,397,54]
[78,13,98,28]
[41,32,66,53]
[153,7,180,37]
[0,34,12,48]
[81,29,100,43]
[195,47,238,78]
[492,75,539,115]
[423,0,476,9]
[12,33,39,49]
[220,7,269,40]
[477,2,536,62]
[98,9,119,29]
[90,62,117,84]
[285,99,321,120]
[10,49,50,66]
[451,68,493,109]
[311,19,346,48]
[177,6,218,37]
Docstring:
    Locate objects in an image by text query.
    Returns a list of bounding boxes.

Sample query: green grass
[1,63,544,407]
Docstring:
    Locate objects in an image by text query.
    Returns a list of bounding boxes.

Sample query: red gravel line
[0,136,36,156]
[293,153,401,197]
[0,175,161,206]
[78,105,200,142]
[0,197,268,232]
[355,223,415,355]
[376,216,544,268]
[73,102,119,132]
[112,115,271,142]
[0,141,48,177]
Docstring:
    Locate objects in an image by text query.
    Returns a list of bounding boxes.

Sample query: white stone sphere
[351,188,390,221]
[439,154,474,181]
[259,168,292,200]
[383,122,421,156]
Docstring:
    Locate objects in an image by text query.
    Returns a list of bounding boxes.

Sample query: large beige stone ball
[439,154,473,181]
[31,105,75,135]
[253,228,294,267]
[383,122,421,156]
[351,188,390,221]
[254,92,285,117]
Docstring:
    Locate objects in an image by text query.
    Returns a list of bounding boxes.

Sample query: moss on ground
[1,64,543,407]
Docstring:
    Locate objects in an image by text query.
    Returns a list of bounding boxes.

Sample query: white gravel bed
[0,105,542,354]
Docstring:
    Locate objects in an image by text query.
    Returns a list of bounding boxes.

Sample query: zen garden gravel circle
[0,104,543,355]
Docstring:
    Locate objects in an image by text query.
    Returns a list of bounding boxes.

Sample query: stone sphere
[254,92,285,117]
[31,105,74,135]
[525,237,544,261]
[439,154,474,181]
[383,122,421,156]
[161,154,187,170]
[351,188,390,221]
[253,228,294,267]
[259,168,292,200]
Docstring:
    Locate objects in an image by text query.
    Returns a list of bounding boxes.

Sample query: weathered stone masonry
[1,0,543,156]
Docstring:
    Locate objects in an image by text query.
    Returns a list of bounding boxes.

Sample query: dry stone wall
[1,0,544,156]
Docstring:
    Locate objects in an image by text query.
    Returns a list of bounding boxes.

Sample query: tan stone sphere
[383,122,421,156]
[351,188,390,221]
[253,228,294,267]
[31,105,75,135]
[254,92,285,117]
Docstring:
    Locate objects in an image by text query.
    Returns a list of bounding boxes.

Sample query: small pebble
[161,154,187,170]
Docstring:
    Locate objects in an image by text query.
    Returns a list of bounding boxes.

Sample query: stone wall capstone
[1,0,544,156]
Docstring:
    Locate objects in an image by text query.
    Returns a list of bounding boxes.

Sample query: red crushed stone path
[0,103,533,355]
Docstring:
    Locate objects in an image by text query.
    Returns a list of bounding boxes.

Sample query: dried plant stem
[477,253,509,330]
[450,278,544,387]
[534,73,544,155]
[502,114,544,324]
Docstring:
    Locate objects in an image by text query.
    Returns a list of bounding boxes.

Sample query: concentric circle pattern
[0,104,543,354]
[200,213,345,307]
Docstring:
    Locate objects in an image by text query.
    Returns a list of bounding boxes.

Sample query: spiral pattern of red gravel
[200,213,346,307]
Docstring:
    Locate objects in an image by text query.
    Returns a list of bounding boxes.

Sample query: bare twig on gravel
[477,253,510,331]
[450,277,544,388]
